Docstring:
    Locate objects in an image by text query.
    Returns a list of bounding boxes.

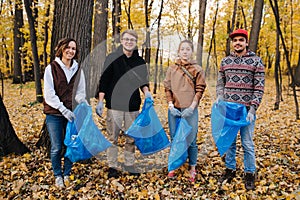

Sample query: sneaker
[218,168,236,184]
[55,176,65,188]
[244,172,256,190]
[167,170,175,179]
[124,165,140,177]
[64,175,70,186]
[189,170,197,182]
[108,167,119,178]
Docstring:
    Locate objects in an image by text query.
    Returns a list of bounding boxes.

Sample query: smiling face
[231,36,248,56]
[62,41,77,61]
[178,41,193,61]
[121,33,137,53]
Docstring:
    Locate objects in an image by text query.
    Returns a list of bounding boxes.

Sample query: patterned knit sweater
[216,51,265,110]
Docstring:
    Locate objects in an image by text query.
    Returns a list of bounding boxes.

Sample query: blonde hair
[121,29,138,40]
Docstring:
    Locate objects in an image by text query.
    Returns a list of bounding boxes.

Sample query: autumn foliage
[0,77,299,199]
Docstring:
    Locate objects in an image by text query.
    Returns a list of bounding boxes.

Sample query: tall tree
[42,3,51,74]
[153,0,163,94]
[90,0,108,99]
[269,0,299,119]
[24,0,43,103]
[274,29,282,110]
[196,0,207,66]
[143,0,154,70]
[249,0,264,52]
[205,1,219,77]
[225,0,238,56]
[112,0,121,50]
[123,0,134,29]
[51,0,94,63]
[0,95,30,157]
[12,0,24,84]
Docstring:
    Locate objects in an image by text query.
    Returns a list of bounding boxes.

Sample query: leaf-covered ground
[0,78,299,199]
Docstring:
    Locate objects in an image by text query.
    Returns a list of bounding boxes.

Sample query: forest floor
[0,77,299,199]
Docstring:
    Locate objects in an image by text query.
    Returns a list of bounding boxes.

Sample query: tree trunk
[123,0,133,29]
[153,0,163,94]
[112,0,121,50]
[143,0,154,74]
[91,0,108,99]
[269,0,299,119]
[274,30,281,110]
[24,0,43,103]
[196,0,207,66]
[51,0,94,64]
[42,3,50,76]
[249,0,264,52]
[12,0,24,84]
[294,51,300,87]
[205,2,219,77]
[0,95,30,157]
[226,0,238,56]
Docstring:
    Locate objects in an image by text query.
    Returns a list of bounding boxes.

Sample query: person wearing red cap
[216,29,265,190]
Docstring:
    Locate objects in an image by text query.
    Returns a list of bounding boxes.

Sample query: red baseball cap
[229,29,248,40]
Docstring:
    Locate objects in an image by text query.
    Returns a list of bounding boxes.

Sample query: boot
[108,167,119,178]
[244,172,256,190]
[218,168,236,183]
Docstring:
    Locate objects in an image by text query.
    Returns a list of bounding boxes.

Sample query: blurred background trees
[0,0,299,117]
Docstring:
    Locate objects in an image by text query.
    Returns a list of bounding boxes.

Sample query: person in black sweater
[95,29,152,178]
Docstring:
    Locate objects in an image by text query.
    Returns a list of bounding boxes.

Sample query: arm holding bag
[64,103,112,162]
[211,100,250,157]
[168,118,192,171]
[126,98,170,155]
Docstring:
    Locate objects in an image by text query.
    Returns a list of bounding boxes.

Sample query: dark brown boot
[244,172,256,190]
[218,168,236,184]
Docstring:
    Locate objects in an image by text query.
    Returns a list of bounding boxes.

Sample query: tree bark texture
[51,0,94,64]
[196,0,207,66]
[249,0,264,53]
[24,0,43,103]
[0,95,30,157]
[13,0,24,84]
[91,0,108,99]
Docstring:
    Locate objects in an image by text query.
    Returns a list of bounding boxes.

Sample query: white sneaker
[64,175,70,186]
[55,176,65,188]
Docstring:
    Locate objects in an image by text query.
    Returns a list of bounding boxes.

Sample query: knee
[51,144,62,155]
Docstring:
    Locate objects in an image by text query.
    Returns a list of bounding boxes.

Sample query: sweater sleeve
[251,57,265,110]
[193,68,206,104]
[216,60,226,98]
[163,67,173,103]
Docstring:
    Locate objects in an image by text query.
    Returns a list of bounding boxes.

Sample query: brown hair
[178,40,194,52]
[121,29,138,40]
[55,38,79,60]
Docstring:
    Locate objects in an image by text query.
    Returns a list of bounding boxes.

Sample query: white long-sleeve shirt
[44,57,86,111]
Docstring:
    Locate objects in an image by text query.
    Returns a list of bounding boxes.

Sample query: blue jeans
[46,114,73,177]
[168,108,198,166]
[225,120,256,173]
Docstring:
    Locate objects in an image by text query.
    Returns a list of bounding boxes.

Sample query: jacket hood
[54,57,78,69]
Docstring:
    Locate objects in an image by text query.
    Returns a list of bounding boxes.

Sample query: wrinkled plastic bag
[211,100,250,156]
[126,98,170,155]
[64,102,112,162]
[168,118,192,171]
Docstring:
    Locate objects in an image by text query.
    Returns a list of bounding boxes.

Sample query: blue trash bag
[168,118,192,171]
[64,102,112,162]
[211,100,250,156]
[125,98,170,156]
